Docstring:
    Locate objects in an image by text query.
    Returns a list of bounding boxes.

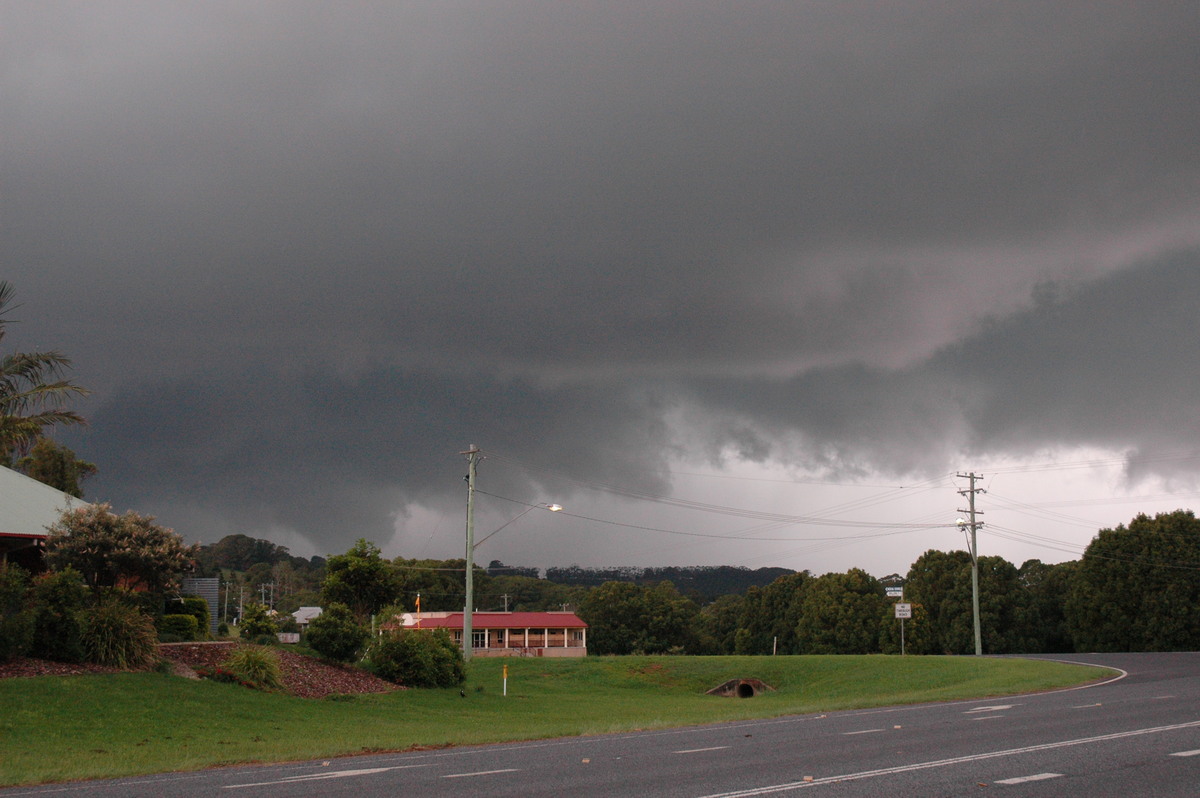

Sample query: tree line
[199,508,1200,657]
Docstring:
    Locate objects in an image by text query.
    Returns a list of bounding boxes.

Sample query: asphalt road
[5,652,1199,797]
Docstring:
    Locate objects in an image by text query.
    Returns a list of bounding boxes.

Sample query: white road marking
[1171,749,1200,757]
[996,773,1063,785]
[965,704,1015,714]
[442,768,519,778]
[842,729,884,736]
[695,719,1200,797]
[676,746,732,754]
[225,766,422,788]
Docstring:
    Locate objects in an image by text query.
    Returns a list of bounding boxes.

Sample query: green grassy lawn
[0,655,1109,787]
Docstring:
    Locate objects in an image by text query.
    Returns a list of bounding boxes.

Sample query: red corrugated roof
[414,612,586,630]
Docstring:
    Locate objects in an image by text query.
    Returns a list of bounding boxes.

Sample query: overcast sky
[4,2,1199,579]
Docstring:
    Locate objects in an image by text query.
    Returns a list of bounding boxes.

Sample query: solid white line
[1170,749,1200,757]
[842,729,884,736]
[676,746,732,754]
[442,768,519,778]
[996,773,1063,785]
[695,719,1200,797]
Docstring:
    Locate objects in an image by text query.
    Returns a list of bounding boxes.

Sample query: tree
[0,282,89,462]
[794,569,886,654]
[690,593,744,654]
[578,580,698,655]
[321,539,399,621]
[733,571,811,654]
[305,602,367,662]
[1013,559,1077,653]
[16,437,97,497]
[1066,510,1200,652]
[44,503,197,594]
[904,549,973,654]
[238,602,278,639]
[904,549,1024,655]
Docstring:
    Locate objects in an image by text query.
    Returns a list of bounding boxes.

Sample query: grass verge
[0,654,1109,786]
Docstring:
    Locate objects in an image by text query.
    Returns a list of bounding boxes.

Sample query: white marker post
[503,663,508,697]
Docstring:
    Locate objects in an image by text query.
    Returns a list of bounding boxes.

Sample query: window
[472,630,487,649]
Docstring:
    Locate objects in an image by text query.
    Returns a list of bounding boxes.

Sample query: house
[292,606,323,628]
[0,465,86,572]
[389,610,588,658]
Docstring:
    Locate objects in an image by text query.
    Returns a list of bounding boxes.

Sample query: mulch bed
[0,642,401,700]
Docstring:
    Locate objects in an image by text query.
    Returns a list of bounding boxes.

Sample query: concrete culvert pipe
[706,678,775,698]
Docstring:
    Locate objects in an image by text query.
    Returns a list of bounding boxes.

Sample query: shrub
[80,601,159,669]
[0,565,33,663]
[30,568,89,663]
[276,615,300,634]
[366,628,465,688]
[217,621,230,637]
[177,596,211,639]
[305,603,367,663]
[238,602,278,638]
[220,645,284,691]
[158,613,199,641]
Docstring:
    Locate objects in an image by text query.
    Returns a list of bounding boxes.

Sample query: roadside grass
[0,655,1108,786]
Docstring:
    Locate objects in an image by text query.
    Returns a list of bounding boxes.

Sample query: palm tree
[0,281,89,462]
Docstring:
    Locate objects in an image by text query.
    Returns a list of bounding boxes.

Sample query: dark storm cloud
[4,2,1199,555]
[688,251,1200,479]
[80,368,673,553]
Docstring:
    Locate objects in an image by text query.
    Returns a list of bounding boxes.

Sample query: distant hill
[542,564,796,602]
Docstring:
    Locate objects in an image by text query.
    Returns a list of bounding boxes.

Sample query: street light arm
[473,503,564,549]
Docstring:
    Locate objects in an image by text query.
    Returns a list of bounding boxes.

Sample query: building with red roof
[389,610,588,658]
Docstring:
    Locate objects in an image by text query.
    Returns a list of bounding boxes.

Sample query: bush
[238,602,278,638]
[305,603,367,663]
[30,569,89,663]
[366,629,465,688]
[276,615,300,634]
[80,601,159,669]
[177,596,211,639]
[220,645,283,691]
[0,565,33,663]
[159,614,199,641]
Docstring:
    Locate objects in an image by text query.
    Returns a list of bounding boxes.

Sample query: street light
[461,445,565,660]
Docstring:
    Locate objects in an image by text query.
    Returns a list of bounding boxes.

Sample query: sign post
[894,602,912,656]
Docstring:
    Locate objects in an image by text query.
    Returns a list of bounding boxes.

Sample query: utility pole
[462,445,479,661]
[957,472,986,656]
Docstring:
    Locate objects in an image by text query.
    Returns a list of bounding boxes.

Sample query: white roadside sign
[894,602,912,619]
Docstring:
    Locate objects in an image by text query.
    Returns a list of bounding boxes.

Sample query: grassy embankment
[0,654,1110,786]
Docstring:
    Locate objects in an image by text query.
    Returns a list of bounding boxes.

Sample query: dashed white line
[225,766,423,788]
[996,773,1063,785]
[1171,749,1200,757]
[442,769,519,779]
[842,729,884,736]
[676,746,732,754]
[696,719,1200,797]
